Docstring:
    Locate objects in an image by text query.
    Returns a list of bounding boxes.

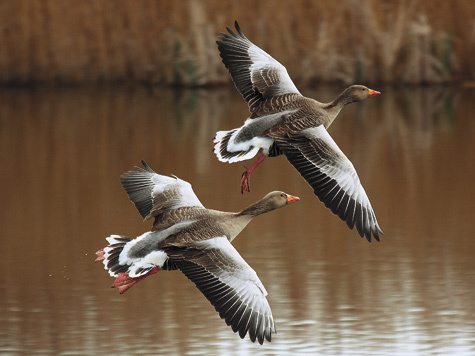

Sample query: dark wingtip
[233,20,246,39]
[225,26,238,38]
[140,159,155,173]
[234,20,241,33]
[373,231,380,242]
[370,224,385,242]
[364,232,372,243]
[355,224,364,239]
[366,226,386,243]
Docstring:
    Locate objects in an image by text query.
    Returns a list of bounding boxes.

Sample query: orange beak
[286,194,300,204]
[368,89,381,97]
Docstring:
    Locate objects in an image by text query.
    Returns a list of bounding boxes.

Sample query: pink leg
[112,267,160,294]
[241,154,267,194]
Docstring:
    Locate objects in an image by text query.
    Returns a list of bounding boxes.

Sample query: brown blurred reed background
[2,2,475,354]
[0,0,474,86]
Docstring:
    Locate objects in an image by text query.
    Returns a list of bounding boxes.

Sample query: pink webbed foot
[112,267,160,294]
[95,249,105,262]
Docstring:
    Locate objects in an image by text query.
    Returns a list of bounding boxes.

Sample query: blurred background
[1,1,475,355]
[0,0,474,86]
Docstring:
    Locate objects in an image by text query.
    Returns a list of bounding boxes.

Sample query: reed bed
[0,0,473,85]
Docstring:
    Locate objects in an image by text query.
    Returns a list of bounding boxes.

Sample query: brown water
[1,85,474,355]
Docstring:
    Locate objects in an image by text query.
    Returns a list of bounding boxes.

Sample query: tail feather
[213,129,260,163]
[96,233,167,281]
[96,235,133,277]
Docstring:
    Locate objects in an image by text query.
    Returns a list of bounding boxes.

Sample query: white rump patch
[117,231,151,266]
[213,122,275,164]
[214,129,265,163]
[142,250,168,266]
[105,232,170,278]
[228,134,273,157]
[128,250,168,278]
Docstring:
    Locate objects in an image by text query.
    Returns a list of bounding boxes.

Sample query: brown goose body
[250,87,370,129]
[95,160,299,344]
[213,22,384,242]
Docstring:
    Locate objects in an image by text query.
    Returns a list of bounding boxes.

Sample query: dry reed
[0,0,473,85]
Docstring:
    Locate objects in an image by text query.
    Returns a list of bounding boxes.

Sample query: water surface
[1,85,474,355]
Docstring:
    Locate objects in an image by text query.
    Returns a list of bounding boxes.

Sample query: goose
[95,160,299,344]
[213,21,384,242]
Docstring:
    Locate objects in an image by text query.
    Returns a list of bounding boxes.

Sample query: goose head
[340,85,381,104]
[239,191,300,217]
[263,191,300,209]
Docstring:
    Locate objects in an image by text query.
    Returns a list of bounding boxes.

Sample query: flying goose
[213,21,384,242]
[95,160,299,344]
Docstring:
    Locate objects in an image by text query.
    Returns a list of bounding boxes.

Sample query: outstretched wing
[217,21,301,113]
[120,160,204,220]
[268,123,384,242]
[167,236,275,344]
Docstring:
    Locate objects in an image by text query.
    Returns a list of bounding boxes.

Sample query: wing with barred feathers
[268,123,384,242]
[217,21,301,114]
[167,236,275,344]
[120,160,204,221]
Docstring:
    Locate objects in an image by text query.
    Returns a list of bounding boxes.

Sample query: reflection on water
[0,85,474,355]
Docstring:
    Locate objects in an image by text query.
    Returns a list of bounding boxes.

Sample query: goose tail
[95,234,161,294]
[213,128,263,163]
